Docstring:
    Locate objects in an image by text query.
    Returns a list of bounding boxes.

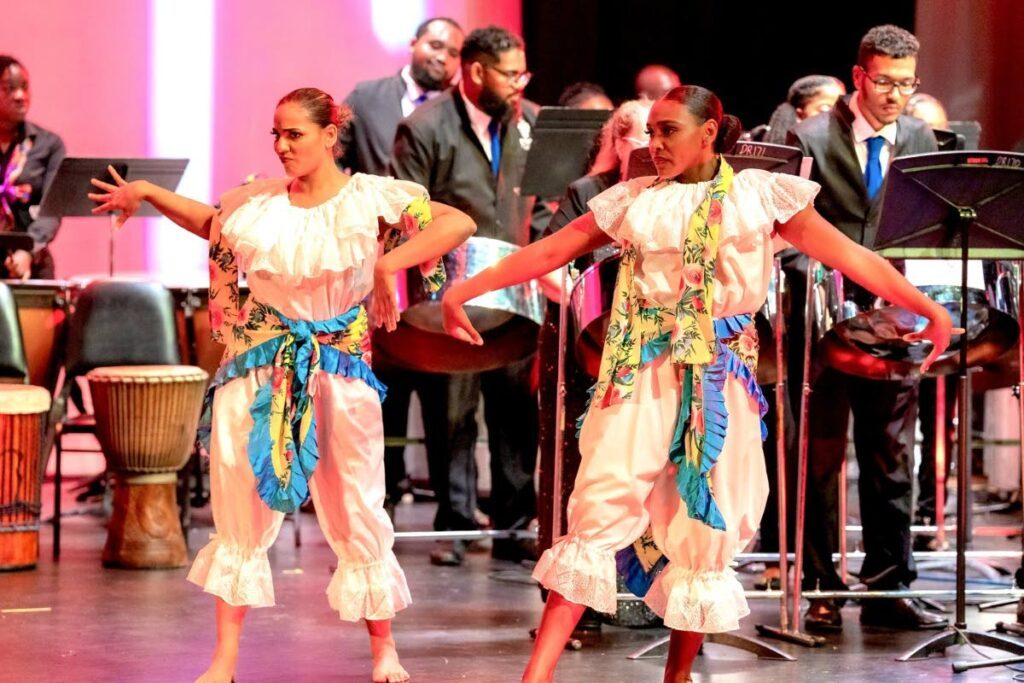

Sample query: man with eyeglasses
[787,24,944,633]
[391,25,545,567]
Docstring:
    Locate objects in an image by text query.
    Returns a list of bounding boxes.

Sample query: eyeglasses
[486,65,532,89]
[859,69,920,96]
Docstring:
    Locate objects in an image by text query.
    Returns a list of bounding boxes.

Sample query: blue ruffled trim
[668,313,767,531]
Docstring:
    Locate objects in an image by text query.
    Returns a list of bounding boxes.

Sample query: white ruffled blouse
[588,168,820,318]
[217,173,428,321]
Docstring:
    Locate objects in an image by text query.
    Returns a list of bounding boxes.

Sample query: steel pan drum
[570,252,780,384]
[373,236,544,373]
[816,261,1019,380]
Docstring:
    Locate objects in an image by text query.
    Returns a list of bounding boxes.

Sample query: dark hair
[787,75,843,109]
[662,85,742,154]
[858,25,920,66]
[460,26,524,66]
[414,16,463,39]
[277,88,352,157]
[0,55,25,78]
[558,81,609,108]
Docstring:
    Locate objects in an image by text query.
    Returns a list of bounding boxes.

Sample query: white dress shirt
[459,81,498,162]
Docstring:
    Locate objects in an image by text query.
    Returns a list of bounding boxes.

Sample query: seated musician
[0,55,66,280]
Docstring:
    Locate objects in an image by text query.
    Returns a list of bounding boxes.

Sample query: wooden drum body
[87,365,207,569]
[0,385,51,571]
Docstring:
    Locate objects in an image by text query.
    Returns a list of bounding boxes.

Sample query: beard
[478,87,516,121]
[410,61,445,92]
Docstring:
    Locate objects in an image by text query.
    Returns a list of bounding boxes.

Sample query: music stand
[627,141,804,179]
[871,151,1024,664]
[521,107,611,197]
[39,157,188,276]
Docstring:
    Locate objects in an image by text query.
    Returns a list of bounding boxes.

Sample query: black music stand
[39,157,188,276]
[627,141,804,179]
[871,151,1024,665]
[521,107,611,197]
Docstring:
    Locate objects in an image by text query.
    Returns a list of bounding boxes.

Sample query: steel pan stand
[861,151,1024,664]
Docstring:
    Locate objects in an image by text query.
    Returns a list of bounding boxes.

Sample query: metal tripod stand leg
[628,632,795,661]
[757,258,825,648]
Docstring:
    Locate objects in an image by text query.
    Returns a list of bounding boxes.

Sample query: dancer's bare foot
[370,635,409,683]
[194,651,236,683]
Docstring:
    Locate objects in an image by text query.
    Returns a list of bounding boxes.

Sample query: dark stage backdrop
[522,0,915,133]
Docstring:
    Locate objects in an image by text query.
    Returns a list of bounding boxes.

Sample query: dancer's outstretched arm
[778,204,960,372]
[88,165,217,238]
[372,201,476,331]
[442,212,613,344]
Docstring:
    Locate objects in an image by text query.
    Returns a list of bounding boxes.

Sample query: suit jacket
[787,96,937,248]
[390,88,542,246]
[339,73,406,176]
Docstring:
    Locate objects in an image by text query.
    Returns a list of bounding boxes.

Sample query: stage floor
[3,484,1024,682]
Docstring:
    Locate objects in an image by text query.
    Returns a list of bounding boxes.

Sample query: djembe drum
[86,365,207,569]
[0,385,51,571]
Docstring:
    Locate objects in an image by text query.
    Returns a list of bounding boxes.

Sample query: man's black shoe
[804,598,843,632]
[860,597,948,630]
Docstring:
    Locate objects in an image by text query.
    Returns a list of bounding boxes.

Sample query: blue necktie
[488,119,501,176]
[864,136,886,200]
[413,93,428,106]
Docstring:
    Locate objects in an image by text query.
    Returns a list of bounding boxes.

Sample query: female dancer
[442,85,955,683]
[89,87,475,683]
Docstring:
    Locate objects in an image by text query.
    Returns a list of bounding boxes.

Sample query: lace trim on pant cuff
[643,566,749,632]
[326,552,411,622]
[187,535,275,608]
[532,535,618,614]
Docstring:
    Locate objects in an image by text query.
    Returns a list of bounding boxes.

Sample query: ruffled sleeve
[365,175,446,293]
[752,169,820,225]
[586,177,653,242]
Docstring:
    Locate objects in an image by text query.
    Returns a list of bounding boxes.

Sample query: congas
[815,260,1019,380]
[373,236,545,373]
[569,252,781,383]
[86,365,208,568]
[0,385,51,571]
[5,279,73,392]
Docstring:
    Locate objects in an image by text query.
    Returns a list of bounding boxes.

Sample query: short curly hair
[858,25,920,66]
[460,26,524,66]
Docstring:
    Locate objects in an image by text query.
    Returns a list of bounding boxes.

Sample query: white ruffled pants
[187,369,410,621]
[533,353,769,632]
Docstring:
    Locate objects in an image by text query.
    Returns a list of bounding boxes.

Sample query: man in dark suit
[339,17,463,176]
[787,24,946,632]
[391,26,542,565]
[339,17,463,521]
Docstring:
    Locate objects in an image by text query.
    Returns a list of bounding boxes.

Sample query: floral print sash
[588,158,739,530]
[199,191,444,513]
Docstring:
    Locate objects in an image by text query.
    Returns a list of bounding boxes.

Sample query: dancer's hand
[371,260,400,331]
[442,285,483,345]
[88,165,147,229]
[904,302,965,374]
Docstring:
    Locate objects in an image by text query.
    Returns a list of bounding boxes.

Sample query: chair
[49,280,180,559]
[0,282,29,384]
